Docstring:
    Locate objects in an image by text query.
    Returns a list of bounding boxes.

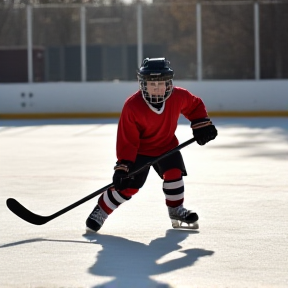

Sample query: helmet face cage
[137,58,174,104]
[139,78,173,104]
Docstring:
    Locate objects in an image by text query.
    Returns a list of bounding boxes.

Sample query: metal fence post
[137,1,143,68]
[27,4,33,83]
[80,5,87,82]
[196,1,202,81]
[254,1,260,80]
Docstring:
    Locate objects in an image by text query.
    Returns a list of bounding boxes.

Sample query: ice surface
[0,117,287,288]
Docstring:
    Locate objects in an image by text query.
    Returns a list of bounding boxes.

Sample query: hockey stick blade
[6,182,113,225]
[6,198,51,225]
[6,138,195,225]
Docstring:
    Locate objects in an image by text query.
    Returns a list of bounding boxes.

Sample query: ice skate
[86,205,108,233]
[168,205,199,229]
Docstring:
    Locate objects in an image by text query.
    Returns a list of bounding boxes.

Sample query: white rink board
[0,117,288,288]
[0,80,288,114]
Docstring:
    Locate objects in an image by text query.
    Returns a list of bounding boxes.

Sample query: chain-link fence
[0,1,287,82]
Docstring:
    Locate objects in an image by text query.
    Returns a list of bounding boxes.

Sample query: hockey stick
[6,137,196,225]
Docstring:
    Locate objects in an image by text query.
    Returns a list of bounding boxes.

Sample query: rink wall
[0,80,287,119]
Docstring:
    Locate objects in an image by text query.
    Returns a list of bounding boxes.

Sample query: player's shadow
[83,229,214,288]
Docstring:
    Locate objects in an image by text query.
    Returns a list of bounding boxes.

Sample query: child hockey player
[86,57,217,232]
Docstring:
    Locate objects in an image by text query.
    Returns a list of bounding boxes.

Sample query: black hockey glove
[112,161,133,191]
[191,118,218,146]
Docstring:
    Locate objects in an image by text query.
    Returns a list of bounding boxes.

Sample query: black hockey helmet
[137,58,174,104]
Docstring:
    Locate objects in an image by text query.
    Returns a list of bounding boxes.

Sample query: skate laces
[89,206,108,226]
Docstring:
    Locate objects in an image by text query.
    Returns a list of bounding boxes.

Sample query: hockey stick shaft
[128,137,196,177]
[6,137,196,225]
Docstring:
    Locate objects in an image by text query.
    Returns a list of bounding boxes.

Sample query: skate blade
[171,219,199,230]
[85,226,97,233]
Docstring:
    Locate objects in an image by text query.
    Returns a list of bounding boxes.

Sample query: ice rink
[0,117,287,288]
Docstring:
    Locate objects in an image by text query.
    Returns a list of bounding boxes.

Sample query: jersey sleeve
[180,89,209,121]
[116,101,140,163]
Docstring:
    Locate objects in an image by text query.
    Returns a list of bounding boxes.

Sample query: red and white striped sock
[163,168,184,208]
[98,187,139,215]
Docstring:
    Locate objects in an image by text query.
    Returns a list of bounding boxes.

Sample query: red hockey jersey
[116,86,208,162]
